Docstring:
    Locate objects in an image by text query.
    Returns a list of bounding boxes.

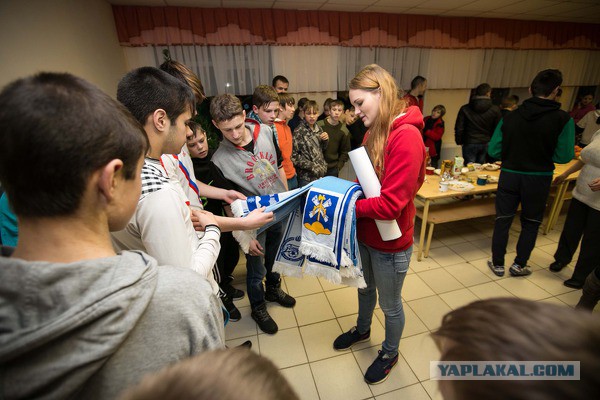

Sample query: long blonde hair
[349,64,405,174]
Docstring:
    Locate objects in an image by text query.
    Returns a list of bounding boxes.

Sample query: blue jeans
[246,222,283,308]
[356,243,411,357]
[287,174,298,190]
[462,143,488,164]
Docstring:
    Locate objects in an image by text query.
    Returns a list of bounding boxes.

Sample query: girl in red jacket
[332,64,426,384]
[423,104,446,168]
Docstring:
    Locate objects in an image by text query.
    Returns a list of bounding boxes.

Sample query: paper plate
[483,163,500,171]
[447,181,475,192]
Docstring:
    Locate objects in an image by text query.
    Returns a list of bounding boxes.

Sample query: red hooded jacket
[356,106,426,252]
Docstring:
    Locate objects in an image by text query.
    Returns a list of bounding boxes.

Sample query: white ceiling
[108,0,600,24]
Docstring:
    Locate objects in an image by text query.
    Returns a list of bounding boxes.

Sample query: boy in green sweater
[318,99,351,177]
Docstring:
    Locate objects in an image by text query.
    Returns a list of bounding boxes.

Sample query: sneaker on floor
[509,263,532,277]
[364,350,399,385]
[237,340,252,349]
[487,260,505,277]
[333,326,371,350]
[222,283,245,300]
[251,303,278,334]
[549,261,566,272]
[265,283,296,308]
[221,295,241,322]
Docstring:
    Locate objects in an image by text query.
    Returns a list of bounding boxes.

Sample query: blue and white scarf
[230,176,365,288]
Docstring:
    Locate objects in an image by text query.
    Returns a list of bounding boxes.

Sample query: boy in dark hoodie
[487,69,574,278]
[454,83,502,164]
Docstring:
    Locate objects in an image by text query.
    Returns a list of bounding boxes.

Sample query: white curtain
[122,45,600,96]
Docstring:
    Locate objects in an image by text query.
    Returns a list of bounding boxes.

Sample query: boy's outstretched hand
[190,209,219,231]
[222,189,246,204]
[243,207,275,230]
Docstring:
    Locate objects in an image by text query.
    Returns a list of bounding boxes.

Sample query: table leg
[417,199,430,261]
[425,222,435,258]
[546,182,568,234]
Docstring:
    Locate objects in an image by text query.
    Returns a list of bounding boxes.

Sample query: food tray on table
[447,180,475,192]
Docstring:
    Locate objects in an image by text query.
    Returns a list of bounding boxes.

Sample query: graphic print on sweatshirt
[245,151,280,191]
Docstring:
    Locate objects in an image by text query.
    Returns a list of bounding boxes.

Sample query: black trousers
[553,197,600,283]
[217,231,240,285]
[492,171,552,267]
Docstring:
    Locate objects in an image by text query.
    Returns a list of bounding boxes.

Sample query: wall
[0,0,126,97]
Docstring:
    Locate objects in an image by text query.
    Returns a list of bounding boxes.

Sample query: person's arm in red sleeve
[355,127,424,220]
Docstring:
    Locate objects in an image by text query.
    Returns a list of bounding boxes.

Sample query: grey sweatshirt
[0,248,225,400]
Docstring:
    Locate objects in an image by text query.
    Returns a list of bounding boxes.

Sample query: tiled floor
[224,208,593,400]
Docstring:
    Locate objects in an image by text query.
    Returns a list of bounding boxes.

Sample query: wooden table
[543,160,580,234]
[414,160,581,261]
[415,169,501,261]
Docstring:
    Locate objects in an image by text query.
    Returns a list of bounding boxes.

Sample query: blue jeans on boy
[287,174,298,190]
[356,242,411,357]
[246,222,283,308]
[462,143,488,164]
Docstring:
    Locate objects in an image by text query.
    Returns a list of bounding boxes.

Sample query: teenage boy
[247,85,282,147]
[292,100,329,187]
[487,69,574,278]
[209,94,296,335]
[318,99,351,177]
[272,75,289,93]
[112,67,222,294]
[186,122,244,307]
[275,93,298,189]
[344,105,368,150]
[0,72,224,400]
[288,96,308,133]
[403,75,427,111]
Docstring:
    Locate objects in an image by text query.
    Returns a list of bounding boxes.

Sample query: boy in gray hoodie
[0,73,224,400]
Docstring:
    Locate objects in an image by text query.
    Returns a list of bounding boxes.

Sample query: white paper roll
[349,147,402,241]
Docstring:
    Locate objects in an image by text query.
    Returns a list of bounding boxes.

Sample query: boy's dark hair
[252,85,279,109]
[278,93,295,108]
[432,298,600,400]
[322,98,333,111]
[0,72,148,218]
[187,120,205,140]
[410,75,426,90]
[475,83,492,96]
[329,99,345,109]
[120,349,299,400]
[210,94,244,123]
[432,104,446,117]
[272,75,289,86]
[303,100,319,114]
[346,104,355,112]
[501,95,519,109]
[159,60,206,104]
[117,67,195,126]
[530,69,562,97]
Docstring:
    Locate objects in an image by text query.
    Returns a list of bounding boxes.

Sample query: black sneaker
[222,283,245,300]
[564,278,584,289]
[221,295,241,322]
[549,261,566,272]
[238,340,252,349]
[333,327,371,350]
[265,283,296,308]
[251,303,278,334]
[509,263,532,277]
[364,350,399,385]
[487,260,505,277]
